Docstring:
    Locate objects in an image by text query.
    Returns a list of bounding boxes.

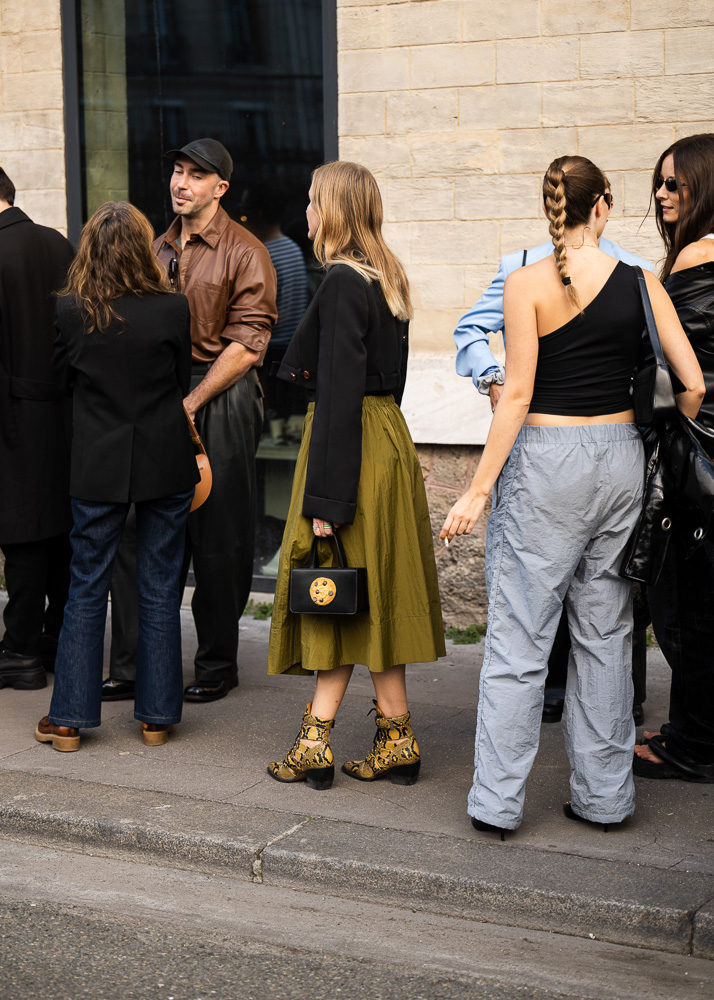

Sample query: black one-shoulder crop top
[528,262,646,417]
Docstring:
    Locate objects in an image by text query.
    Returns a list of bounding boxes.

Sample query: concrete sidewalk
[0,601,712,959]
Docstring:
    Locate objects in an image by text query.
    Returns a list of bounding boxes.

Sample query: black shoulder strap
[633,266,665,367]
[521,249,528,268]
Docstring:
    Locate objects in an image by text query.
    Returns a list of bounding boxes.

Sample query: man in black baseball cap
[105,137,277,705]
[164,138,233,182]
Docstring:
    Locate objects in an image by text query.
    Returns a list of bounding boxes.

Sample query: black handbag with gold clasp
[289,535,369,615]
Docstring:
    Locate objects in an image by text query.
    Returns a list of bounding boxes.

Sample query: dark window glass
[75,0,328,590]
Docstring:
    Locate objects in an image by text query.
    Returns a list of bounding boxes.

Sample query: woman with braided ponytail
[441,155,704,837]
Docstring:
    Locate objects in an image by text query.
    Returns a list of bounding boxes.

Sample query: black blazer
[277,264,409,524]
[0,208,74,544]
[53,293,199,503]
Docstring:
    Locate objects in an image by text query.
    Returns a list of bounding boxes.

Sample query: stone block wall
[338,0,714,626]
[416,443,489,625]
[337,0,714,355]
[0,0,67,231]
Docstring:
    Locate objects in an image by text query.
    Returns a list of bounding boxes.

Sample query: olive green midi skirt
[267,395,446,675]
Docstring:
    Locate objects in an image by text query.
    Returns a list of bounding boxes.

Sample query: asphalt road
[0,903,584,1000]
[1,840,711,1000]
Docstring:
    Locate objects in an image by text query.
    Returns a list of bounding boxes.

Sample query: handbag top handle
[184,407,206,452]
[633,266,666,368]
[308,533,349,569]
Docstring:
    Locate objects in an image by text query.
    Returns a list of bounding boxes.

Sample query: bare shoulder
[642,267,669,301]
[673,239,714,272]
[505,255,551,294]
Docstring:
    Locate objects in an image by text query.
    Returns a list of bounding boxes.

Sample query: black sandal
[640,733,714,783]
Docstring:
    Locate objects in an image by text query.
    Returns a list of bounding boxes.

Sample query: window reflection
[76,0,325,589]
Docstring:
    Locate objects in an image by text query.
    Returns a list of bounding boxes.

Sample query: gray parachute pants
[468,423,645,829]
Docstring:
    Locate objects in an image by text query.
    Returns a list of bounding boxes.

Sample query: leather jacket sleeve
[302,266,369,524]
[665,265,714,433]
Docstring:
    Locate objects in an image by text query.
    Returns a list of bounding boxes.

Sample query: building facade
[2,0,714,622]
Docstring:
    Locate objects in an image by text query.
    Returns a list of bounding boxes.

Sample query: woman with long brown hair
[35,202,198,752]
[635,133,714,782]
[266,161,445,790]
[442,156,703,836]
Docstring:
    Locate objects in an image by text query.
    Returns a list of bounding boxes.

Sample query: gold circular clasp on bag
[310,577,337,606]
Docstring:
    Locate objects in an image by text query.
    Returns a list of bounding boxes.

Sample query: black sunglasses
[656,175,679,193]
[592,193,613,208]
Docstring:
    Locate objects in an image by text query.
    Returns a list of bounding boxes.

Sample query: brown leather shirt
[154,206,277,364]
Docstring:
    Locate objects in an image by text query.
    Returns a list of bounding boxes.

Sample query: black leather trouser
[1,532,71,654]
[648,535,714,764]
[109,369,263,684]
[545,607,647,705]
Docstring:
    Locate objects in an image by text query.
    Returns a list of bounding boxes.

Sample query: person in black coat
[0,167,74,691]
[35,202,198,752]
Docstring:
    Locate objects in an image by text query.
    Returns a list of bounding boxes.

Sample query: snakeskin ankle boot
[342,701,420,785]
[268,702,335,790]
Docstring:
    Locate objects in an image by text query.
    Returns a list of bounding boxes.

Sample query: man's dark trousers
[109,368,263,684]
[2,533,70,655]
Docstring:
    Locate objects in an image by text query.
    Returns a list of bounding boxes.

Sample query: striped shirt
[265,236,308,346]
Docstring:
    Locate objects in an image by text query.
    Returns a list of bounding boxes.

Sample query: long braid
[543,164,581,311]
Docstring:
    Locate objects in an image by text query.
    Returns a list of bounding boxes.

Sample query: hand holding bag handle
[632,265,683,426]
[184,408,212,512]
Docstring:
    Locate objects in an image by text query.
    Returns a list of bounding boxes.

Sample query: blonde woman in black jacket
[267,161,445,790]
[35,203,198,752]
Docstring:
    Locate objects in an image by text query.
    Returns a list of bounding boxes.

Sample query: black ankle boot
[470,816,508,841]
[563,802,620,833]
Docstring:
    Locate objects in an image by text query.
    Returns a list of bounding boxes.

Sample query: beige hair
[542,155,609,311]
[310,161,412,321]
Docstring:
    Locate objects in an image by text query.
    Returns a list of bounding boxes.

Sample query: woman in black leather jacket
[635,133,714,783]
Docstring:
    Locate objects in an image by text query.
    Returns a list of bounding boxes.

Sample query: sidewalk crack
[252,818,312,884]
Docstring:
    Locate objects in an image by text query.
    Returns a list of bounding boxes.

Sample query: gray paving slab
[0,770,306,878]
[261,816,714,957]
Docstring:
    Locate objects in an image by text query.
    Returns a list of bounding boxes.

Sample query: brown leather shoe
[141,722,174,746]
[35,716,80,752]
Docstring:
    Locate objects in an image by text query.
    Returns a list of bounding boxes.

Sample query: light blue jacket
[454,238,654,391]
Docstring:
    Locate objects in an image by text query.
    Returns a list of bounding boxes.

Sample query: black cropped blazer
[276,263,409,524]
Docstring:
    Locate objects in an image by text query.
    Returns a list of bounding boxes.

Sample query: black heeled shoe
[470,816,507,841]
[563,802,619,833]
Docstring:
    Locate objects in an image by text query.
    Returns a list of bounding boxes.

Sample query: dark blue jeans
[648,535,714,764]
[49,491,193,728]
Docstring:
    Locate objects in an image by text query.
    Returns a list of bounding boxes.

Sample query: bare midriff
[525,409,635,426]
